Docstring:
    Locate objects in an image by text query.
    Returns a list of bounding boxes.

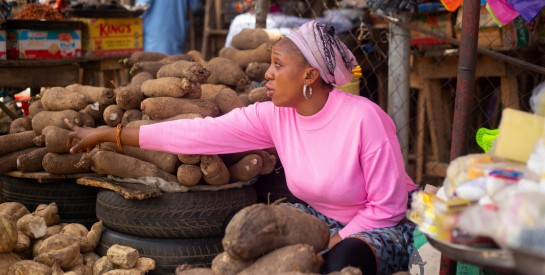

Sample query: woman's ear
[305,68,320,84]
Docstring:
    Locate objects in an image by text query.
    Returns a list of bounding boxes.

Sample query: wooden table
[0,59,80,90]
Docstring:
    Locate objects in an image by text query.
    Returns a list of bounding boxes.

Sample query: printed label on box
[0,30,6,60]
[7,29,82,59]
[78,17,142,57]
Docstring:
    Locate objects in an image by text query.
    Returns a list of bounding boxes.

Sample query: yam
[245,62,270,82]
[248,87,271,103]
[7,260,52,275]
[178,154,201,165]
[80,220,103,253]
[231,28,283,50]
[93,256,115,275]
[141,97,219,119]
[227,154,263,182]
[160,53,194,63]
[14,232,30,252]
[175,268,215,275]
[200,84,228,101]
[28,99,44,117]
[106,244,139,269]
[223,203,330,261]
[238,244,321,275]
[0,202,29,222]
[206,57,250,87]
[35,233,81,269]
[238,93,251,106]
[88,150,178,183]
[0,214,17,253]
[122,51,167,67]
[41,87,87,111]
[0,253,20,274]
[43,224,63,239]
[211,252,250,275]
[121,109,142,126]
[141,77,196,98]
[103,269,144,275]
[125,113,202,127]
[103,105,124,127]
[9,116,32,134]
[177,164,203,186]
[33,135,45,147]
[200,155,230,186]
[183,83,203,99]
[130,71,154,90]
[214,87,246,114]
[66,84,115,106]
[80,102,106,123]
[42,152,91,174]
[32,110,93,135]
[42,125,71,153]
[0,148,36,174]
[33,203,60,226]
[0,131,36,156]
[156,60,211,83]
[130,61,166,77]
[219,43,273,69]
[254,150,277,174]
[115,72,152,110]
[16,213,47,239]
[100,142,178,173]
[67,263,92,275]
[186,50,207,66]
[134,257,156,273]
[82,252,100,270]
[16,147,47,172]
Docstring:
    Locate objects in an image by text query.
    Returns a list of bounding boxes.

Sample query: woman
[67,21,418,274]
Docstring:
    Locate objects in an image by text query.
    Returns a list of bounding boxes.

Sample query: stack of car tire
[95,185,258,274]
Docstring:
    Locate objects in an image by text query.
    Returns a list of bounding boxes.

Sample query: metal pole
[387,12,411,166]
[255,0,270,28]
[451,0,480,159]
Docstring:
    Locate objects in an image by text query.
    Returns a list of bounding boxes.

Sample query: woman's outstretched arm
[65,119,140,153]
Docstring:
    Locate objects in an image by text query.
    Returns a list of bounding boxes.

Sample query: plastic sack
[529,81,545,116]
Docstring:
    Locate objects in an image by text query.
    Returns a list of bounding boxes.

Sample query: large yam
[106,244,139,269]
[186,50,207,66]
[214,87,246,114]
[16,213,47,239]
[66,84,115,105]
[0,253,20,274]
[121,109,142,126]
[231,28,283,50]
[206,57,250,87]
[100,142,179,173]
[0,148,36,174]
[156,60,211,83]
[177,164,202,186]
[248,87,270,103]
[211,252,250,275]
[80,102,106,123]
[28,99,44,117]
[34,233,81,269]
[130,61,165,77]
[0,131,36,156]
[219,43,272,69]
[0,202,29,222]
[122,51,167,67]
[0,214,18,253]
[115,72,152,110]
[16,147,48,172]
[41,87,87,111]
[9,116,32,134]
[42,153,91,174]
[89,150,178,183]
[141,77,197,98]
[32,110,92,135]
[238,244,321,275]
[42,125,71,153]
[7,260,52,275]
[227,154,263,182]
[200,155,230,186]
[223,204,330,261]
[200,84,228,101]
[141,97,219,119]
[103,105,124,127]
[245,62,270,82]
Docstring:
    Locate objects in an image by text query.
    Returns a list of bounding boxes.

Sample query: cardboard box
[6,29,82,59]
[0,30,6,60]
[455,7,539,50]
[411,12,453,46]
[77,17,143,57]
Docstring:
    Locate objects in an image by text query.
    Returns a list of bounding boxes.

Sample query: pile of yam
[1,28,281,187]
[175,203,363,275]
[0,201,114,274]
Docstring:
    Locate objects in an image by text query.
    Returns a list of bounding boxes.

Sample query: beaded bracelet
[116,124,123,151]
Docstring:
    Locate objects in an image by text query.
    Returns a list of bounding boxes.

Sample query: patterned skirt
[287,190,417,275]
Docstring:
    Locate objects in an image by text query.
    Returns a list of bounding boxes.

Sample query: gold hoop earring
[303,83,313,100]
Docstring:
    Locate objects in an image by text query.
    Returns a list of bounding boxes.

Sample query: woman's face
[264,39,310,107]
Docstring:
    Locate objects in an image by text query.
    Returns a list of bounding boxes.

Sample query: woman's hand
[65,119,108,153]
[328,233,342,249]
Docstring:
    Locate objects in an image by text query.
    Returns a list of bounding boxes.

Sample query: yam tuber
[122,51,167,67]
[200,155,230,186]
[0,214,17,253]
[156,60,211,83]
[223,203,330,261]
[0,148,37,174]
[0,130,36,156]
[115,72,152,110]
[14,231,30,253]
[186,50,207,66]
[178,154,201,165]
[0,202,29,222]
[0,253,20,274]
[130,61,166,77]
[28,99,44,117]
[245,62,270,82]
[134,257,156,273]
[120,109,142,126]
[34,233,81,269]
[32,110,93,135]
[141,97,219,119]
[42,125,71,153]
[214,87,246,114]
[206,57,250,87]
[103,105,124,127]
[238,93,251,106]
[231,28,283,50]
[79,220,103,253]
[16,213,47,239]
[16,147,48,172]
[106,244,139,269]
[200,84,228,101]
[238,244,321,275]
[9,116,32,134]
[7,260,52,275]
[103,269,144,275]
[41,87,87,111]
[141,77,197,98]
[160,53,194,63]
[80,102,106,123]
[42,152,91,174]
[175,268,215,275]
[248,87,271,103]
[33,203,60,226]
[43,224,63,239]
[227,154,263,182]
[66,84,115,106]
[100,142,179,173]
[177,164,203,187]
[93,256,115,275]
[219,43,273,69]
[211,251,251,275]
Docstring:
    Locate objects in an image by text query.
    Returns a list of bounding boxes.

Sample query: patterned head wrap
[286,20,357,86]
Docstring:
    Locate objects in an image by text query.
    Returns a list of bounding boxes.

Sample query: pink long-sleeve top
[140,88,418,238]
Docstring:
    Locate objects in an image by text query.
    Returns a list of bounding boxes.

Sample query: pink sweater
[140,89,418,238]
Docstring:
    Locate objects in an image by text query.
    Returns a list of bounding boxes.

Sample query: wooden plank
[77,176,162,200]
[4,171,97,183]
[500,74,520,110]
[0,63,79,88]
[416,54,506,79]
[415,88,426,184]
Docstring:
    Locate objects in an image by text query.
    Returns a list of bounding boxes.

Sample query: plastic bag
[529,81,545,116]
